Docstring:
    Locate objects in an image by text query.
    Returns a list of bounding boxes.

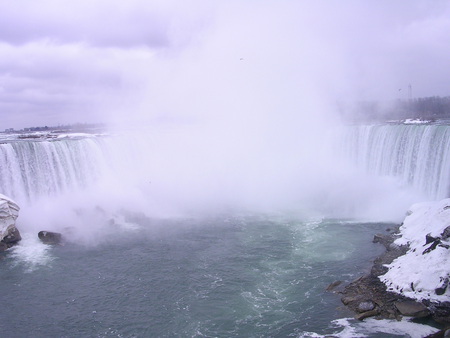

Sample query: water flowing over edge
[0,123,449,235]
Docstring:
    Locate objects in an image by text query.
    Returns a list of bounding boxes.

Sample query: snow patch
[380,198,450,302]
[403,118,431,124]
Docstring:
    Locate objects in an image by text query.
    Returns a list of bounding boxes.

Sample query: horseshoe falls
[0,123,448,337]
[0,136,109,202]
[342,124,450,201]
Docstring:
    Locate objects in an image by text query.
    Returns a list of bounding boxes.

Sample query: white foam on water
[9,232,54,272]
[299,317,439,338]
[358,318,439,337]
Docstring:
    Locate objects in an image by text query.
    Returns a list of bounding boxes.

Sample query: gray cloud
[0,1,450,130]
[0,0,178,48]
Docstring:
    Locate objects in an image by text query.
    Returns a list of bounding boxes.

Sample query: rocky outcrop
[0,193,21,251]
[38,231,63,245]
[328,224,450,327]
[380,199,450,303]
[395,300,431,318]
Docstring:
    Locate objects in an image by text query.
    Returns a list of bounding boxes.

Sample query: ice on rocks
[0,193,20,241]
[380,198,450,302]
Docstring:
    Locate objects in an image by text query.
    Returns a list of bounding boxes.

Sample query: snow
[0,193,20,241]
[380,198,450,302]
[55,132,99,139]
[0,131,102,142]
[299,317,439,337]
[403,118,431,124]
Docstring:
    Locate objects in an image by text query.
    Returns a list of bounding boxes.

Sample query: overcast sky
[1,0,450,130]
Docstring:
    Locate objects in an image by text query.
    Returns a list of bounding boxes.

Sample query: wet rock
[326,280,343,292]
[394,300,431,318]
[0,242,8,252]
[355,308,379,321]
[425,327,450,337]
[372,233,395,250]
[373,233,385,243]
[2,227,21,244]
[341,296,361,306]
[371,263,389,277]
[38,231,62,245]
[436,278,449,296]
[430,301,450,324]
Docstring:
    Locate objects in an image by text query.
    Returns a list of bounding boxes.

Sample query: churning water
[2,215,394,337]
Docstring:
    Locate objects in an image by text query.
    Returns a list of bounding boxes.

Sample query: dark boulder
[2,227,21,244]
[0,226,22,251]
[38,231,62,245]
[441,226,450,241]
[425,327,450,338]
[394,300,431,318]
[355,308,379,321]
[326,280,343,292]
[0,242,8,252]
[436,278,449,296]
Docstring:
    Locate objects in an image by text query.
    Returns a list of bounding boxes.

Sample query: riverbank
[329,198,450,335]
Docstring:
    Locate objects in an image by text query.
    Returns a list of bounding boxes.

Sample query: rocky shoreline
[328,223,450,336]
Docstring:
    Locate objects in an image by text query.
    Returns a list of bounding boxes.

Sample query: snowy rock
[0,193,21,251]
[357,300,376,313]
[380,198,450,302]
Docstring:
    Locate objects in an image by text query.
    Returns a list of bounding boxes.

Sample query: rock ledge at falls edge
[0,193,21,251]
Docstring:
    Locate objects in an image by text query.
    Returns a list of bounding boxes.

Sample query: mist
[15,122,427,247]
[3,1,449,242]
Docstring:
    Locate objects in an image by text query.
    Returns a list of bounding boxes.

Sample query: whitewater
[0,122,449,337]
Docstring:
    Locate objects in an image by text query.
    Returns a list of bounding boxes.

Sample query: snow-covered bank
[380,198,450,302]
[0,193,22,251]
[0,193,20,240]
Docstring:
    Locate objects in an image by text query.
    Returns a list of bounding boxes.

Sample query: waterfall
[0,137,113,204]
[342,124,450,200]
[0,124,448,222]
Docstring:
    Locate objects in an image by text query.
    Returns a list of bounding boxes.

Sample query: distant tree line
[403,96,450,120]
[338,96,450,123]
[5,122,105,133]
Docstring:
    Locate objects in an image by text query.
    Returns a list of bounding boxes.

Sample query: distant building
[5,128,15,133]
